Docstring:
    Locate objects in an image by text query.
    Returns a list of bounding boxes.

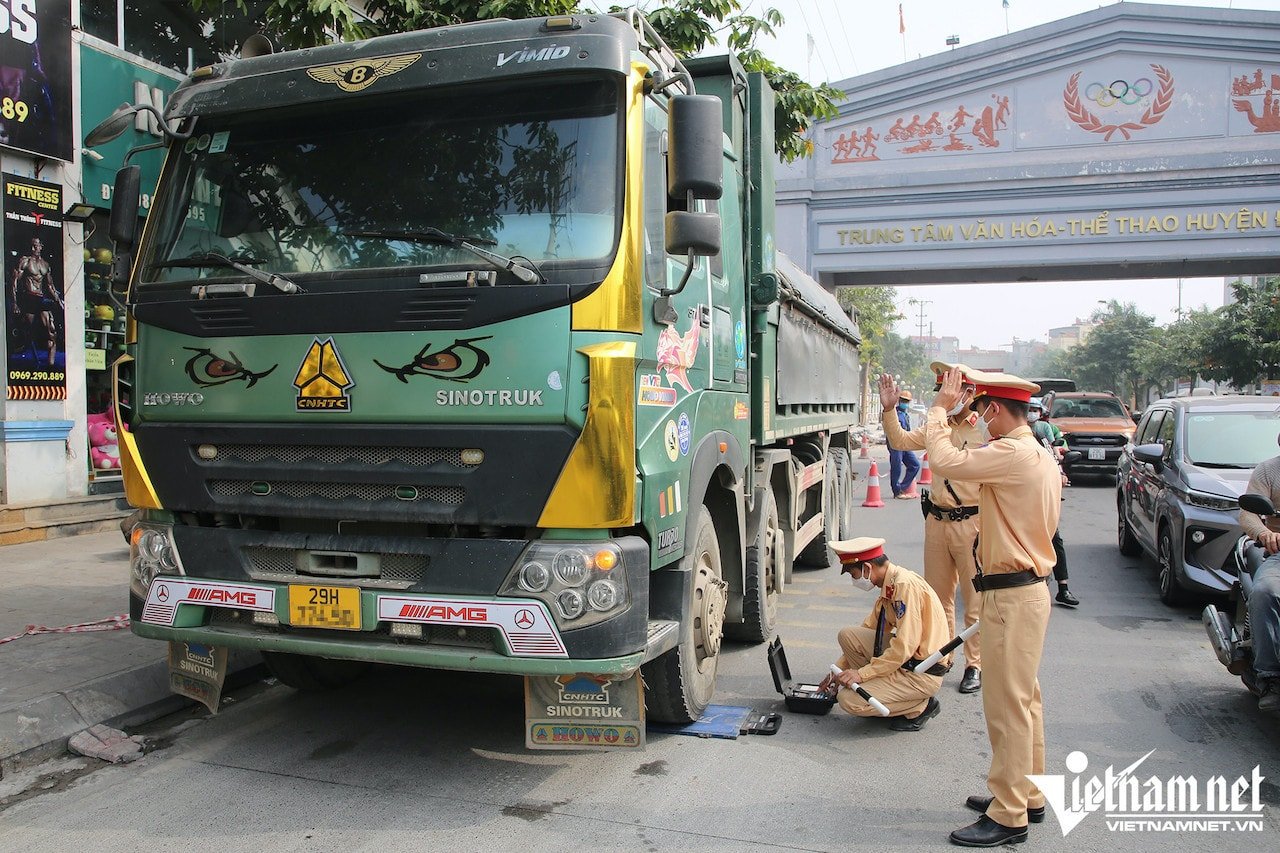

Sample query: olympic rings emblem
[1083,78,1154,107]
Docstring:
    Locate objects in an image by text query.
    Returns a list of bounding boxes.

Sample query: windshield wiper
[153,252,303,295]
[1194,462,1253,469]
[344,227,544,284]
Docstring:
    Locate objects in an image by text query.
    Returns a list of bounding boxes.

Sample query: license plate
[288,585,361,630]
[1087,447,1106,460]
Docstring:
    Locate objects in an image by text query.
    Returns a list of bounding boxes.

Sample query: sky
[662,0,1280,350]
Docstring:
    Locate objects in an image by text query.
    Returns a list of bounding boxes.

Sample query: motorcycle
[1202,493,1276,696]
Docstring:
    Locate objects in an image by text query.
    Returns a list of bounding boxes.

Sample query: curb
[0,649,263,776]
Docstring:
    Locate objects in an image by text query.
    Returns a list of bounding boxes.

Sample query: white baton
[913,621,981,674]
[830,664,890,716]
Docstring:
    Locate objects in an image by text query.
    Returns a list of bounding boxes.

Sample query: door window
[1136,410,1165,445]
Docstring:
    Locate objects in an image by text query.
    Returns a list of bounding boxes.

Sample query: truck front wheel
[643,506,726,723]
[262,652,370,691]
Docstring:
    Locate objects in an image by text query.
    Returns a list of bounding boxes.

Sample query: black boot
[949,815,1028,847]
[1055,587,1080,607]
[889,696,940,731]
[958,666,981,694]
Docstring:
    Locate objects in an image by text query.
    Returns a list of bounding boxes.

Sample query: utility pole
[907,298,932,350]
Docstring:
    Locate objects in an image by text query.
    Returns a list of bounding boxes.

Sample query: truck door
[711,158,747,389]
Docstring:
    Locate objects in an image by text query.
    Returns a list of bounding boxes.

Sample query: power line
[794,1,833,81]
[831,0,860,76]
[816,1,847,82]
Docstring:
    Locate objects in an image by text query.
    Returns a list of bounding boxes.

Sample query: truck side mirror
[665,211,720,257]
[667,94,722,201]
[108,166,141,291]
[109,166,141,248]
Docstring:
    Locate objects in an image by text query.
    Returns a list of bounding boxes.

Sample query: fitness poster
[4,173,65,400]
[0,0,72,161]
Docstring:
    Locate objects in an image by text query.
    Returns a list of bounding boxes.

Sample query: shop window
[83,212,124,479]
[82,0,119,44]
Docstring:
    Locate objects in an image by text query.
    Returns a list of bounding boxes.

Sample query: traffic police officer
[880,363,986,694]
[819,537,949,732]
[925,369,1062,847]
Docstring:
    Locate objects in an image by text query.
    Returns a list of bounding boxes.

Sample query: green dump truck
[101,9,860,723]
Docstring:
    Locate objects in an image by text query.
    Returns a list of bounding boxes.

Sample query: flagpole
[900,3,907,62]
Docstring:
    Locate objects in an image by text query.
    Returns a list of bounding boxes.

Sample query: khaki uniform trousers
[835,626,942,718]
[923,513,981,670]
[980,580,1051,828]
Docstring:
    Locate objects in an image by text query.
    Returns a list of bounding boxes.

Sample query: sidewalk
[0,531,258,773]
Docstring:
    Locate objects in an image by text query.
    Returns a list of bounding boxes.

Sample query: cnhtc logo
[1028,750,1266,836]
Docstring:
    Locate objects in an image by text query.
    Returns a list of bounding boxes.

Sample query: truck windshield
[139,78,621,285]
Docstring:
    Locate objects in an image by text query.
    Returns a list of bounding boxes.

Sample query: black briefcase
[767,636,837,715]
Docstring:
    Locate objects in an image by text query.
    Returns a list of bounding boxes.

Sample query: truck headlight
[501,541,627,629]
[130,523,184,598]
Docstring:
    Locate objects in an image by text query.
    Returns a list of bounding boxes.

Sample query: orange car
[1041,391,1136,477]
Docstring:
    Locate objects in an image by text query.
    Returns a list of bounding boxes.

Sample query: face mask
[976,404,996,440]
[1028,411,1040,423]
[946,401,966,418]
[897,403,909,412]
[847,565,875,591]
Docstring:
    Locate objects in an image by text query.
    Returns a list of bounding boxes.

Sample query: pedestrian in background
[1029,398,1080,607]
[888,389,921,499]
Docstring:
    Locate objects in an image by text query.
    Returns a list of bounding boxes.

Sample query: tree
[1201,276,1280,389]
[1134,308,1221,396]
[879,332,931,396]
[835,285,899,422]
[191,0,840,161]
[1064,301,1156,407]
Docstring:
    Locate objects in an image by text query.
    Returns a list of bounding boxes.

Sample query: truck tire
[643,506,726,723]
[830,447,857,539]
[798,456,839,566]
[262,652,370,691]
[725,488,779,643]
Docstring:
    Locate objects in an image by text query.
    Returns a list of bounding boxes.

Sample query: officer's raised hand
[878,373,900,410]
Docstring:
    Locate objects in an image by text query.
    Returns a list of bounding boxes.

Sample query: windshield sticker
[209,132,229,154]
[638,373,676,407]
[374,336,493,383]
[306,53,421,93]
[656,305,701,393]
[1190,416,1215,422]
[293,338,355,411]
[183,347,277,388]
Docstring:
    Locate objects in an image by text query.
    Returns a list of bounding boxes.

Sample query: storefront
[1,1,258,505]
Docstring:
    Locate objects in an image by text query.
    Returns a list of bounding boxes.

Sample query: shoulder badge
[965,411,979,427]
[894,600,907,619]
[882,583,895,600]
[307,53,421,93]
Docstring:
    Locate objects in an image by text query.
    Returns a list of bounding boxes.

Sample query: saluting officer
[925,369,1062,848]
[819,537,950,732]
[879,363,986,695]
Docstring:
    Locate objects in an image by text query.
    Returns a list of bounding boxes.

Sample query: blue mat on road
[647,704,752,739]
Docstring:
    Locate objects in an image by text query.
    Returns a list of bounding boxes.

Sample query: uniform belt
[971,569,1044,592]
[903,658,950,677]
[927,504,978,522]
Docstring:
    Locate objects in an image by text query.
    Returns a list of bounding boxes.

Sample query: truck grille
[200,443,476,468]
[241,545,430,584]
[210,479,465,504]
[1067,434,1127,447]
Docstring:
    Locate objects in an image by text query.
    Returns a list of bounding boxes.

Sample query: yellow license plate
[288,585,361,630]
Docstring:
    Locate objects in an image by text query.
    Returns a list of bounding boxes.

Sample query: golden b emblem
[306,53,421,93]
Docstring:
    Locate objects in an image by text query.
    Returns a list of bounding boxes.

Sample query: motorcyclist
[1239,435,1280,714]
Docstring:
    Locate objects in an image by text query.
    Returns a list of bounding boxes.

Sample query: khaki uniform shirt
[856,562,951,682]
[881,408,984,508]
[1240,455,1280,539]
[923,409,1062,576]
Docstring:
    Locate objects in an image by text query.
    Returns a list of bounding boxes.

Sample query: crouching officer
[880,364,986,694]
[818,537,949,731]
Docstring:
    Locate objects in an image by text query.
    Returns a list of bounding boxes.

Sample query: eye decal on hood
[183,347,278,388]
[374,336,493,383]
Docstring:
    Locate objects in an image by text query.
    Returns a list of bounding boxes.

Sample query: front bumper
[1064,444,1124,472]
[130,580,652,676]
[1171,504,1239,595]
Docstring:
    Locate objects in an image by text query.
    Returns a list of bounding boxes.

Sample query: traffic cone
[859,432,870,459]
[862,461,885,507]
[918,452,932,485]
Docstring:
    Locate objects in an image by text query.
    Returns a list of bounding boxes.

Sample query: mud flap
[167,640,229,713]
[525,671,645,750]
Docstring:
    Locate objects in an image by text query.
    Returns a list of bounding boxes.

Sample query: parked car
[1116,396,1280,605]
[1042,391,1135,477]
